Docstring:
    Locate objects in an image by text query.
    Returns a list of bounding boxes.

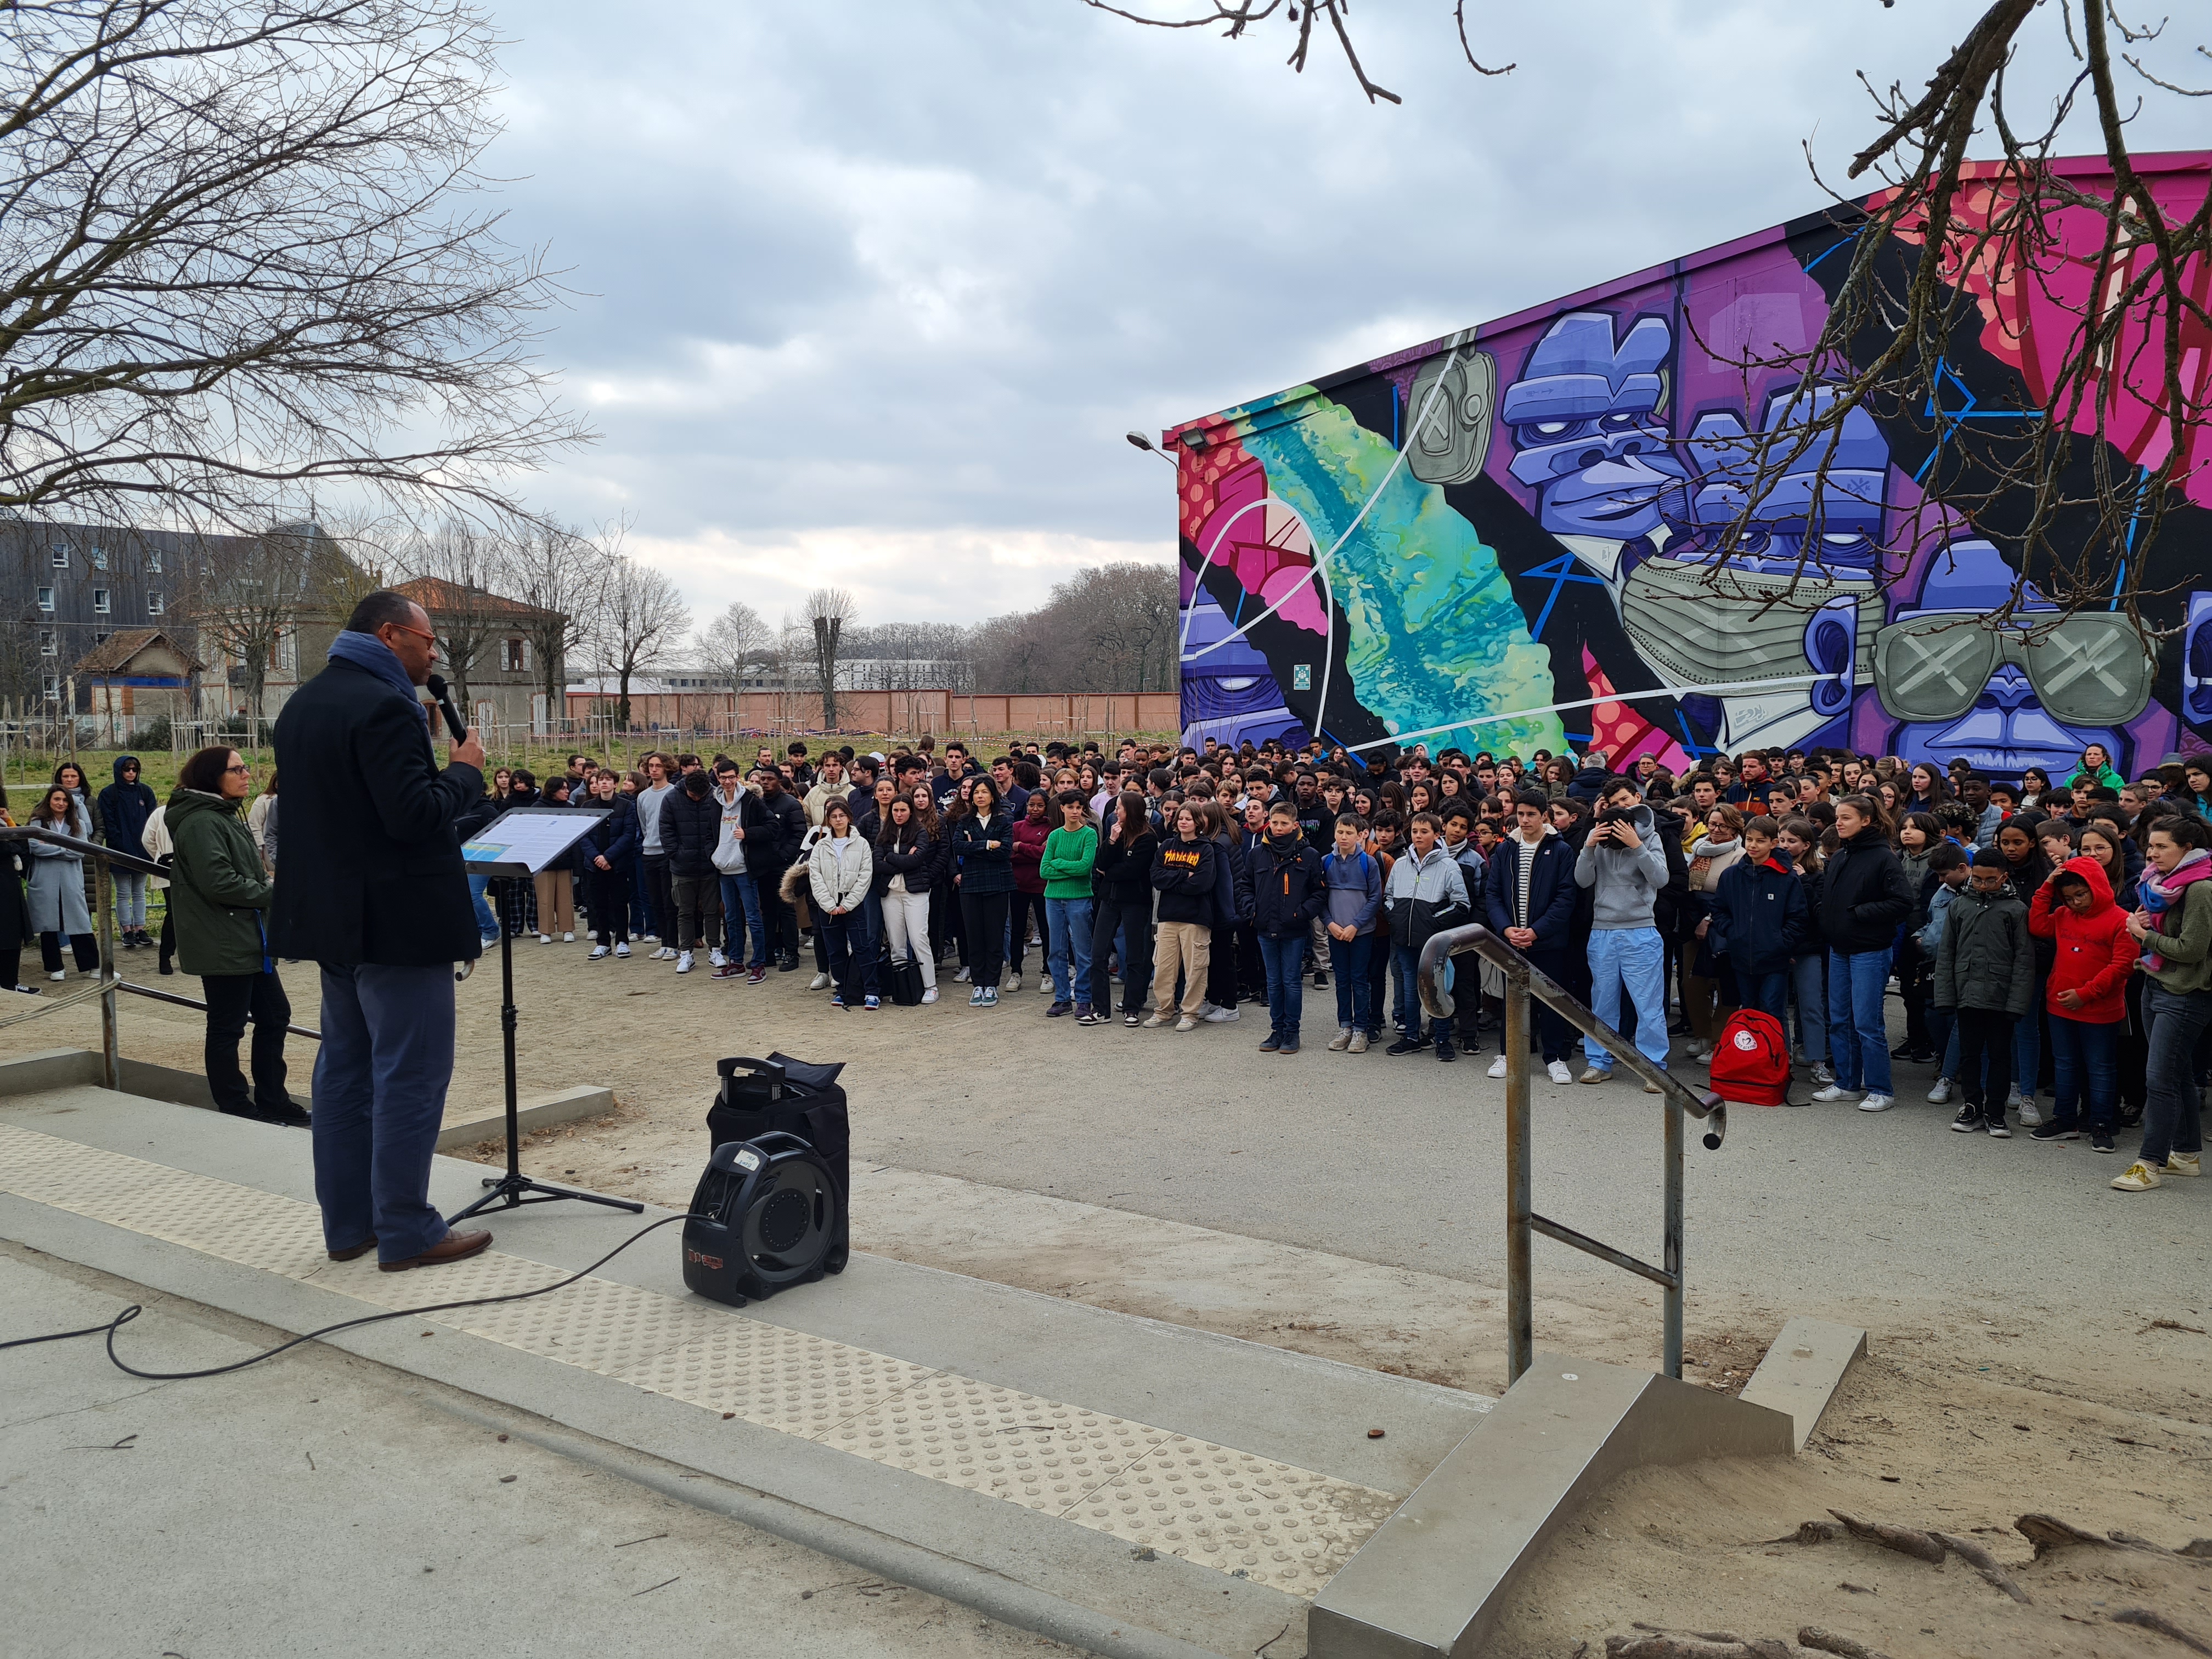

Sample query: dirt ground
[18,934,2212,1657]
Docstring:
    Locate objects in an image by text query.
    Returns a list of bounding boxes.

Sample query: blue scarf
[326,628,427,725]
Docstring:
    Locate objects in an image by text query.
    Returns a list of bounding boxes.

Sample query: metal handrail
[0,821,304,1086]
[1416,923,1729,1386]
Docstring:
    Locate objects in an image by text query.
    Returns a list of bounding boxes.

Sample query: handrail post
[95,850,118,1090]
[1504,962,1533,1388]
[1662,1091,1684,1380]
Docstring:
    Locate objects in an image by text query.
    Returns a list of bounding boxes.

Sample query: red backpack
[1708,1009,1792,1107]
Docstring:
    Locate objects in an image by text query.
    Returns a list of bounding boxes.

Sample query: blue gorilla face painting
[1876,539,2152,776]
[1682,383,1888,575]
[1503,313,1688,540]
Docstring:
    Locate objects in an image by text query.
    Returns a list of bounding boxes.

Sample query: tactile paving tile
[822,1375,1170,1514]
[0,1122,1402,1595]
[1064,1435,1402,1597]
[614,1321,937,1437]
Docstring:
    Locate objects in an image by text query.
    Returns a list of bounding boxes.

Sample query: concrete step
[0,1085,1493,1659]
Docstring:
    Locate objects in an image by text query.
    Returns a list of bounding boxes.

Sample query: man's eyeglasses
[383,621,436,644]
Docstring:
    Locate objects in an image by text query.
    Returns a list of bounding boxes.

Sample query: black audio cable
[0,1212,703,1381]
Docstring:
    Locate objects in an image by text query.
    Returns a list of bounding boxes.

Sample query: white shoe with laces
[2015,1093,2044,1127]
[1202,1005,1240,1023]
[1487,1054,1508,1079]
[675,951,693,974]
[1811,1084,1855,1102]
[1857,1092,1897,1113]
[613,941,630,958]
[808,972,831,990]
[1007,972,1022,992]
[708,947,726,968]
[537,934,551,944]
[562,931,574,943]
[588,945,608,960]
[1927,1076,1954,1104]
[1546,1059,1573,1085]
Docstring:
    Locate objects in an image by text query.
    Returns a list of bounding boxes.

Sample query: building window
[147,551,162,574]
[50,544,68,569]
[38,630,55,656]
[41,675,58,701]
[147,592,164,616]
[92,589,109,614]
[504,637,526,672]
[91,546,108,571]
[93,631,109,646]
[36,586,53,612]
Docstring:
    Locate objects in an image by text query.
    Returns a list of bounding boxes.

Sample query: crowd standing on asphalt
[5,731,2207,1197]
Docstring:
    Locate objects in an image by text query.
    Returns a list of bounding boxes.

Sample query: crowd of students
[449,732,2205,1198]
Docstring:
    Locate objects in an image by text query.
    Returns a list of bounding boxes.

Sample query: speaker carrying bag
[885,955,925,1007]
[707,1053,849,1273]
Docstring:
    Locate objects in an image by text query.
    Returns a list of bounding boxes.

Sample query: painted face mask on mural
[1502,313,1689,542]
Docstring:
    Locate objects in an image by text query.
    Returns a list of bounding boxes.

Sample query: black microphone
[424,672,467,742]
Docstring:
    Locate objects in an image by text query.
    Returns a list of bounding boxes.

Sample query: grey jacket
[1933,885,2034,1016]
[1572,803,1668,929]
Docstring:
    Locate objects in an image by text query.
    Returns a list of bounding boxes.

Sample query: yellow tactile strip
[0,1122,1395,1595]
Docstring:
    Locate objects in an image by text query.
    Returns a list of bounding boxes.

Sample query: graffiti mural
[1172,154,2212,778]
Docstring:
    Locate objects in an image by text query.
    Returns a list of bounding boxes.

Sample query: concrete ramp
[0,1085,1494,1659]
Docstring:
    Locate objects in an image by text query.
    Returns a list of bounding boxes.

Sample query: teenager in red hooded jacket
[2028,853,2138,1153]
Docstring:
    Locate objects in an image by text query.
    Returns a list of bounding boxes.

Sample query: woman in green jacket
[170,746,305,1127]
[1038,789,1099,1019]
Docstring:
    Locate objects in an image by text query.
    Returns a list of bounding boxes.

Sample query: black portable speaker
[682,1132,844,1308]
[706,1053,849,1275]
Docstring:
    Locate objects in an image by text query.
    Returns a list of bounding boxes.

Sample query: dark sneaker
[1046,1001,1073,1018]
[1986,1118,2012,1138]
[1950,1105,1982,1133]
[1435,1037,1457,1063]
[1277,1039,1300,1056]
[2029,1121,2080,1142]
[1075,1005,1101,1025]
[1385,1036,1422,1057]
[2091,1131,2118,1153]
[747,965,767,984]
[1313,969,1329,988]
[1258,1033,1281,1053]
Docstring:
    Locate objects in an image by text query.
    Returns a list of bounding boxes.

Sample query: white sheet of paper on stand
[461,806,607,877]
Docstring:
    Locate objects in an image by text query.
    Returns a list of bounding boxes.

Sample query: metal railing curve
[1416,923,1728,1386]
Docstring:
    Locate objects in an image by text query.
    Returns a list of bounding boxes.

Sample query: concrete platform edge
[1308,1356,1796,1659]
[1738,1313,1869,1453]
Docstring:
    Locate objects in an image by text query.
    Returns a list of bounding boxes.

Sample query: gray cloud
[477,1,2204,628]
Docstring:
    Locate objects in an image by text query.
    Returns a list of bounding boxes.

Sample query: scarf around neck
[2138,848,2212,972]
[328,629,426,724]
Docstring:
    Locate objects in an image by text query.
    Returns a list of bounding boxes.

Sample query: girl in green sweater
[1039,791,1099,1022]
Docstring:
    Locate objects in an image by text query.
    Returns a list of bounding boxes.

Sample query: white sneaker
[1927,1076,1954,1104]
[921,987,939,1005]
[562,931,574,943]
[804,971,828,990]
[47,969,64,981]
[1007,971,1022,992]
[1487,1054,1508,1079]
[1203,1006,1240,1023]
[1811,1084,1855,1102]
[2005,1084,2023,1111]
[1040,974,1053,994]
[676,951,693,974]
[954,966,971,983]
[588,945,608,960]
[708,948,726,968]
[2015,1093,2044,1127]
[537,933,552,944]
[1812,1063,1836,1085]
[1546,1059,1573,1085]
[614,941,630,958]
[1857,1092,1897,1113]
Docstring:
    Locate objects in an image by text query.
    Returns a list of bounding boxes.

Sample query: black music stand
[448,806,644,1226]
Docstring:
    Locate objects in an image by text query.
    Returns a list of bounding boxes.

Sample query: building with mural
[1170,152,2211,781]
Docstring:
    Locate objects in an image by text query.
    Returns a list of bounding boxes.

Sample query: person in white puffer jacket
[808,800,877,1008]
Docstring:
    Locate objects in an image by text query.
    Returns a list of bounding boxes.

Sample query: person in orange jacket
[2028,853,2138,1152]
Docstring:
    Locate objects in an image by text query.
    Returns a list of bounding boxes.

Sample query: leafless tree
[696,599,772,730]
[804,586,858,729]
[0,0,589,532]
[394,517,507,710]
[188,522,365,735]
[593,534,690,727]
[502,520,601,723]
[1095,2,2212,638]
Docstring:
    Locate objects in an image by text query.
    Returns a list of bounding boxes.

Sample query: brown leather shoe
[378,1229,492,1272]
[327,1237,377,1262]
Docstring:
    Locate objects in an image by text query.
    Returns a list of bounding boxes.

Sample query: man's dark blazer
[270,654,485,967]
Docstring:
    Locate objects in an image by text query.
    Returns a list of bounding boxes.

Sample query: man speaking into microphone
[273,590,492,1271]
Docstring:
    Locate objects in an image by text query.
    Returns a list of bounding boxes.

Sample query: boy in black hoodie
[1935,847,2036,1137]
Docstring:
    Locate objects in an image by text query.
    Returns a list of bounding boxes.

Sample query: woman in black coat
[579,770,638,957]
[1087,790,1158,1026]
[0,834,35,996]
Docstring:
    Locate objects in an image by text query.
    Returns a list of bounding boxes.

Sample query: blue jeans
[1743,969,1790,1026]
[2141,982,2212,1166]
[1046,896,1093,1003]
[719,871,767,968]
[1826,947,1894,1095]
[2011,995,2042,1097]
[113,871,148,931]
[1927,1002,1959,1081]
[1259,933,1306,1039]
[821,912,875,1000]
[2047,1013,2119,1131]
[1790,953,1827,1064]
[467,873,497,938]
[1329,933,1373,1031]
[311,962,457,1263]
[1391,943,1431,1041]
[1584,927,1668,1073]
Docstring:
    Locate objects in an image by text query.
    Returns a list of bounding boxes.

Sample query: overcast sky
[480,2,2204,640]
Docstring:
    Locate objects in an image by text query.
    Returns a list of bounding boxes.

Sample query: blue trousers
[311,962,458,1263]
[1742,969,1791,1026]
[1329,933,1373,1031]
[1391,943,1431,1041]
[2047,1013,2119,1131]
[467,873,498,938]
[1826,947,1894,1094]
[2011,994,2042,1097]
[1046,896,1093,1003]
[719,872,768,968]
[1259,933,1306,1038]
[1790,953,1827,1063]
[1584,927,1668,1072]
